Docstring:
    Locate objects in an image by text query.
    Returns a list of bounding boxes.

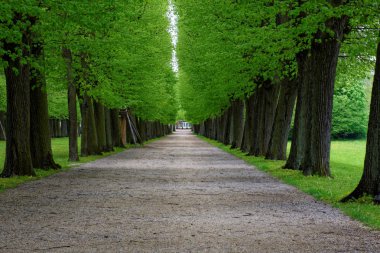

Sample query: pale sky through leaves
[167,0,179,73]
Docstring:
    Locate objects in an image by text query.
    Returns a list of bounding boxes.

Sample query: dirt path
[0,130,379,252]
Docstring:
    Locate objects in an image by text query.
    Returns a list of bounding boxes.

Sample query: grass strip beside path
[199,136,380,230]
[0,138,126,193]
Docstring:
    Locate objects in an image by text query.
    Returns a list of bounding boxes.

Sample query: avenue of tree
[177,0,380,202]
[1,0,380,205]
[0,1,177,177]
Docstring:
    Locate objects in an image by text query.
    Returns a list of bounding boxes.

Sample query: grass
[0,138,127,193]
[199,136,380,230]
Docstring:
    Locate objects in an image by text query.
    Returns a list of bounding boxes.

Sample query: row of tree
[177,0,380,202]
[0,1,177,177]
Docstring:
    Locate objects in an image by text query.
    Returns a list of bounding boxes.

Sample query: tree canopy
[177,0,378,128]
[0,0,178,124]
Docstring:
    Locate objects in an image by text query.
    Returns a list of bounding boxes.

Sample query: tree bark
[104,107,114,151]
[266,78,297,160]
[62,47,79,161]
[249,81,280,156]
[218,115,224,142]
[125,112,134,144]
[121,115,129,144]
[2,62,35,177]
[0,111,6,140]
[230,100,244,149]
[342,39,380,203]
[30,85,61,169]
[199,121,205,136]
[61,119,68,137]
[94,101,107,151]
[211,118,217,140]
[284,53,309,170]
[111,109,123,147]
[240,96,254,153]
[222,107,231,145]
[134,116,144,144]
[29,39,60,170]
[80,95,100,156]
[56,119,61,137]
[204,119,209,138]
[1,14,35,176]
[300,16,348,176]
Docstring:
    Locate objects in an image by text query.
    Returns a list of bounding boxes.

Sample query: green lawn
[0,138,126,192]
[200,137,380,230]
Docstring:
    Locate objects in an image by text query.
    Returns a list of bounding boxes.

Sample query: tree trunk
[80,95,100,156]
[241,97,253,153]
[210,118,216,140]
[30,82,59,168]
[111,109,123,147]
[209,118,213,139]
[199,121,205,136]
[203,120,208,137]
[204,119,209,138]
[266,78,297,160]
[0,111,6,140]
[56,120,61,137]
[222,107,231,145]
[94,101,107,152]
[61,119,68,137]
[230,100,244,149]
[142,119,147,142]
[284,53,309,170]
[62,47,79,161]
[80,99,88,156]
[104,107,114,151]
[249,81,280,156]
[300,17,348,176]
[342,39,380,203]
[29,40,61,169]
[216,115,222,143]
[120,114,127,145]
[1,19,35,176]
[30,86,61,169]
[125,113,134,144]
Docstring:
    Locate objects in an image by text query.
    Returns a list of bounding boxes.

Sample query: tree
[1,0,177,176]
[30,37,61,169]
[0,3,38,176]
[266,78,297,160]
[342,38,380,203]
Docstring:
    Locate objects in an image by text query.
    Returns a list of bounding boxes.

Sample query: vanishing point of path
[0,130,379,252]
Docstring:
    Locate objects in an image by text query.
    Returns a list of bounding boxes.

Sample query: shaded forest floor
[0,130,379,252]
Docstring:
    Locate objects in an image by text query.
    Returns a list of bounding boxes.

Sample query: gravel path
[0,130,379,252]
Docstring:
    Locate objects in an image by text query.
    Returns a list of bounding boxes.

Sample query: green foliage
[332,80,369,139]
[176,0,379,125]
[0,1,41,62]
[176,108,186,120]
[110,1,178,122]
[1,0,178,123]
[202,136,380,230]
[331,37,376,139]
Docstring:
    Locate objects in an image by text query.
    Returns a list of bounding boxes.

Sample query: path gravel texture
[0,130,379,252]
